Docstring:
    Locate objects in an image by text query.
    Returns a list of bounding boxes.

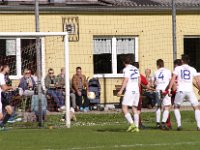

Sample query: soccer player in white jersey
[117,56,140,132]
[168,55,200,131]
[154,59,172,129]
[0,65,14,131]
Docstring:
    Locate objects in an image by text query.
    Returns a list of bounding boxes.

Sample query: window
[0,38,42,79]
[93,36,138,77]
[184,37,200,72]
[0,39,17,75]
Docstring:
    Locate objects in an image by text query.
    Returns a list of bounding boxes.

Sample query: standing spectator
[45,68,65,111]
[57,67,77,111]
[72,67,89,112]
[18,69,36,96]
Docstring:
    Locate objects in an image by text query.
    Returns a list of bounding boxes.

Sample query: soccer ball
[87,92,96,100]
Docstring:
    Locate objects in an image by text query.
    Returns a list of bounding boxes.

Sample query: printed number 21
[181,70,190,80]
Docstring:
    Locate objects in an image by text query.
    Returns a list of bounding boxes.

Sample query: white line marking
[43,141,200,150]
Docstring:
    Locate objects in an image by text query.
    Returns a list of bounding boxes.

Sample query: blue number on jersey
[130,69,138,80]
[181,70,190,80]
[158,72,164,80]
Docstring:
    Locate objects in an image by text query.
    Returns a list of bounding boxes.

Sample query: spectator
[145,68,154,87]
[44,68,65,111]
[72,67,89,112]
[18,69,36,96]
[144,68,157,108]
[57,67,77,111]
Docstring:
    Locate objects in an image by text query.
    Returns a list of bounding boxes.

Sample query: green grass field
[0,111,200,150]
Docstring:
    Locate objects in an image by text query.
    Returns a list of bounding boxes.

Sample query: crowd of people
[0,65,91,130]
[118,54,200,132]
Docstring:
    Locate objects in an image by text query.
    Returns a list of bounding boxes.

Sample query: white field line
[44,141,200,150]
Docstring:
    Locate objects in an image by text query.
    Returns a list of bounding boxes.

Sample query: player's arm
[168,73,177,95]
[194,76,200,90]
[117,77,128,96]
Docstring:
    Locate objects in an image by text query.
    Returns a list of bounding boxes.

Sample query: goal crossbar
[0,32,68,37]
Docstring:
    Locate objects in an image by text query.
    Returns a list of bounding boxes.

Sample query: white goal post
[0,32,71,128]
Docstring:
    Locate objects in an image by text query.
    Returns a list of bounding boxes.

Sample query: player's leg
[174,92,184,130]
[161,96,171,130]
[188,92,200,130]
[155,91,161,128]
[131,93,140,132]
[137,97,145,129]
[0,105,13,129]
[122,91,135,132]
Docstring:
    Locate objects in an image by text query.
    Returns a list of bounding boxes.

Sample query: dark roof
[0,0,200,12]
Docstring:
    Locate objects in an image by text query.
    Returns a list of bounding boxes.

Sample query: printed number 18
[181,70,190,80]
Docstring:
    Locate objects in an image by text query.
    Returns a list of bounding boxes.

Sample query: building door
[184,38,200,72]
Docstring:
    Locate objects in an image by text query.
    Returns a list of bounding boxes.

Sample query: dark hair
[76,67,82,70]
[122,56,131,65]
[156,59,164,68]
[174,59,182,66]
[133,62,139,69]
[1,65,9,72]
[181,54,190,64]
[48,68,54,72]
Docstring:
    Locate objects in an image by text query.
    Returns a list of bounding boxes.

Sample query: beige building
[0,0,200,103]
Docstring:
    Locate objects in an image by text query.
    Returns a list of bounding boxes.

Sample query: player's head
[156,59,164,69]
[76,66,82,76]
[1,65,10,74]
[122,56,131,66]
[133,62,139,69]
[174,59,182,68]
[181,54,190,64]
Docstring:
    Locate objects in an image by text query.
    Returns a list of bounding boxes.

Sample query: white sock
[195,110,200,128]
[125,113,134,124]
[156,108,161,123]
[162,110,169,123]
[134,114,139,128]
[174,109,181,127]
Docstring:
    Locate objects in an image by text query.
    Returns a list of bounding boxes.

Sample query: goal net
[0,32,71,128]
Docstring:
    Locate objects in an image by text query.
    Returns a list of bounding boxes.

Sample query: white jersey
[123,65,140,92]
[154,68,171,91]
[0,73,5,113]
[173,64,198,92]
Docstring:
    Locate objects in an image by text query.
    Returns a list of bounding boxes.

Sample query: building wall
[0,12,200,103]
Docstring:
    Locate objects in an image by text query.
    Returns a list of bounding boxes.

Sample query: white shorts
[162,95,171,106]
[122,91,140,107]
[156,91,171,107]
[174,91,199,107]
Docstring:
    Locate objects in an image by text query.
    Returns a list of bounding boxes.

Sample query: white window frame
[93,36,138,78]
[0,37,45,80]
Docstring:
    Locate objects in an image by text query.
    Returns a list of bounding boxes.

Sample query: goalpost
[0,32,71,128]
